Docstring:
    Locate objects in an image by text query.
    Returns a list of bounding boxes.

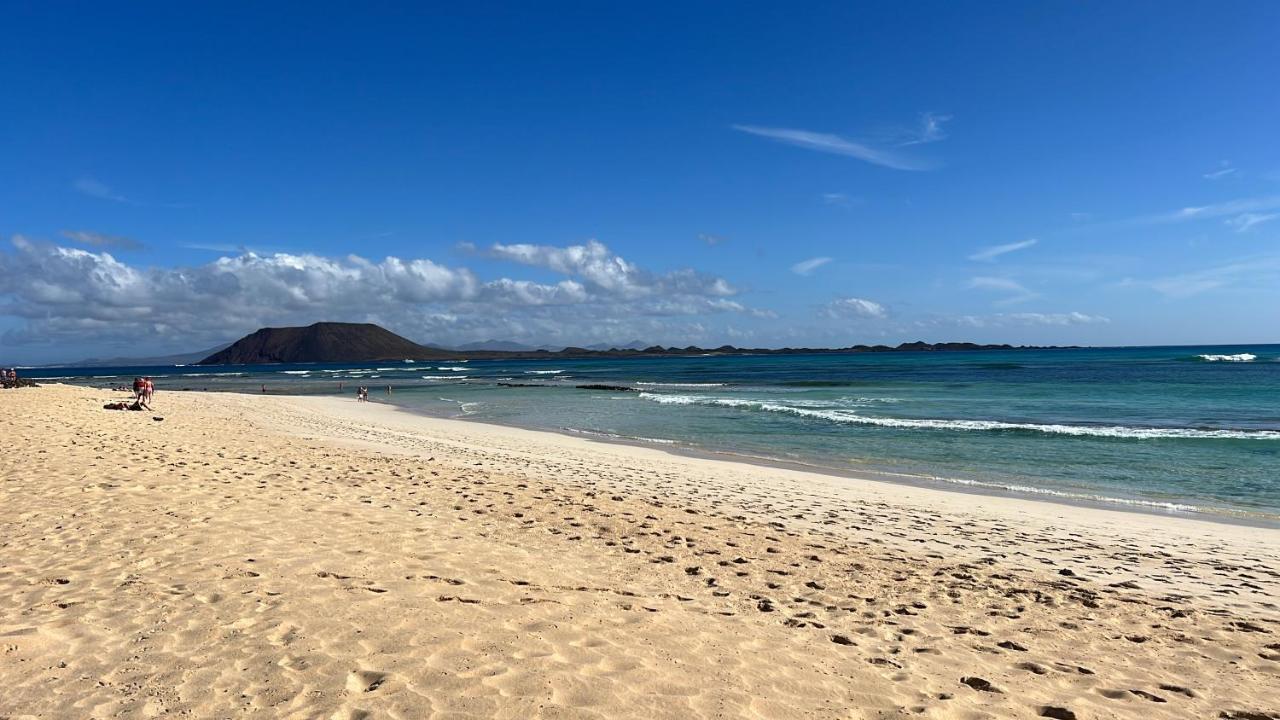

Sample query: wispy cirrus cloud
[821,192,862,209]
[74,177,133,204]
[1203,161,1236,180]
[968,238,1038,262]
[1120,254,1280,298]
[60,230,145,251]
[956,311,1109,328]
[732,124,935,171]
[790,256,833,276]
[1225,212,1279,233]
[967,276,1038,305]
[897,112,952,146]
[1136,195,1280,225]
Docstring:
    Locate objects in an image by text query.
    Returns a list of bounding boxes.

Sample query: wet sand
[2,384,1278,719]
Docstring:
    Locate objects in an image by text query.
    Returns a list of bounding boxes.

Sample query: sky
[2,2,1279,364]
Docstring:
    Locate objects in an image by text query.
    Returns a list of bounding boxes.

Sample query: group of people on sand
[1,368,18,387]
[133,377,155,404]
[104,377,155,412]
[353,385,392,402]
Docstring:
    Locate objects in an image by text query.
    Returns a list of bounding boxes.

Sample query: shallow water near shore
[29,344,1280,521]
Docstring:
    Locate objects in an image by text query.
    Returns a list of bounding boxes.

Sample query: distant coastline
[195,321,1080,366]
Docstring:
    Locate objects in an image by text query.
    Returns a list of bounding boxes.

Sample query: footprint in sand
[345,669,388,693]
[960,676,1001,693]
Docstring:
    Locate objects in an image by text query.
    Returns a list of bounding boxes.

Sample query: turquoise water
[27,345,1280,521]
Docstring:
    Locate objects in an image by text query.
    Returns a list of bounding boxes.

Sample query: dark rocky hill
[198,322,460,365]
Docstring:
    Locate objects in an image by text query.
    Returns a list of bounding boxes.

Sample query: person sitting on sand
[104,399,148,411]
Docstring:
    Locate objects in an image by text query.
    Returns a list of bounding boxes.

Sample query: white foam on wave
[437,366,468,372]
[422,375,469,380]
[637,393,1280,440]
[1198,353,1256,362]
[634,382,726,388]
[525,369,565,375]
[181,372,246,377]
[438,396,480,414]
[873,469,1207,514]
[563,427,678,445]
[280,370,311,375]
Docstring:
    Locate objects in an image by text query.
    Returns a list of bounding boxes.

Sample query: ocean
[23,345,1280,522]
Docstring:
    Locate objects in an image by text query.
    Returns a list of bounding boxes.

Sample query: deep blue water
[22,345,1280,521]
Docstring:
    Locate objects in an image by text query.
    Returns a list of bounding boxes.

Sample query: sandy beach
[2,384,1278,719]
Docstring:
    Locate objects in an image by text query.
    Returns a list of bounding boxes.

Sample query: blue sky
[3,2,1279,363]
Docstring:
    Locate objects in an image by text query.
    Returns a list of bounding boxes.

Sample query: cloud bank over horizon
[0,236,762,357]
[0,232,1132,363]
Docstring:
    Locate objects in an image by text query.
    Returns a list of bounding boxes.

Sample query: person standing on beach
[143,377,155,404]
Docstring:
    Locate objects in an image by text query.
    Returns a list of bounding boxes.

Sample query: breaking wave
[633,381,726,388]
[636,393,1280,440]
[1196,353,1257,362]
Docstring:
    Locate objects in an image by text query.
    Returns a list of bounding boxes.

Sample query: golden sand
[2,384,1277,719]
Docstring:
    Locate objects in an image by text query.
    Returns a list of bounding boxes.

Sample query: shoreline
[355,391,1280,530]
[275,392,1280,547]
[36,380,1280,526]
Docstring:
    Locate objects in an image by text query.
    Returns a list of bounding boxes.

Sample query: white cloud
[732,125,934,171]
[1156,195,1280,223]
[0,236,755,351]
[1122,254,1280,298]
[1225,212,1279,233]
[73,177,132,203]
[1203,162,1236,180]
[967,276,1038,305]
[968,238,1038,262]
[791,257,833,276]
[821,192,862,209]
[822,297,887,319]
[698,233,725,246]
[956,312,1109,328]
[487,239,736,300]
[898,112,952,146]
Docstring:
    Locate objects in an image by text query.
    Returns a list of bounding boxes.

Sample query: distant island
[196,322,1073,365]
